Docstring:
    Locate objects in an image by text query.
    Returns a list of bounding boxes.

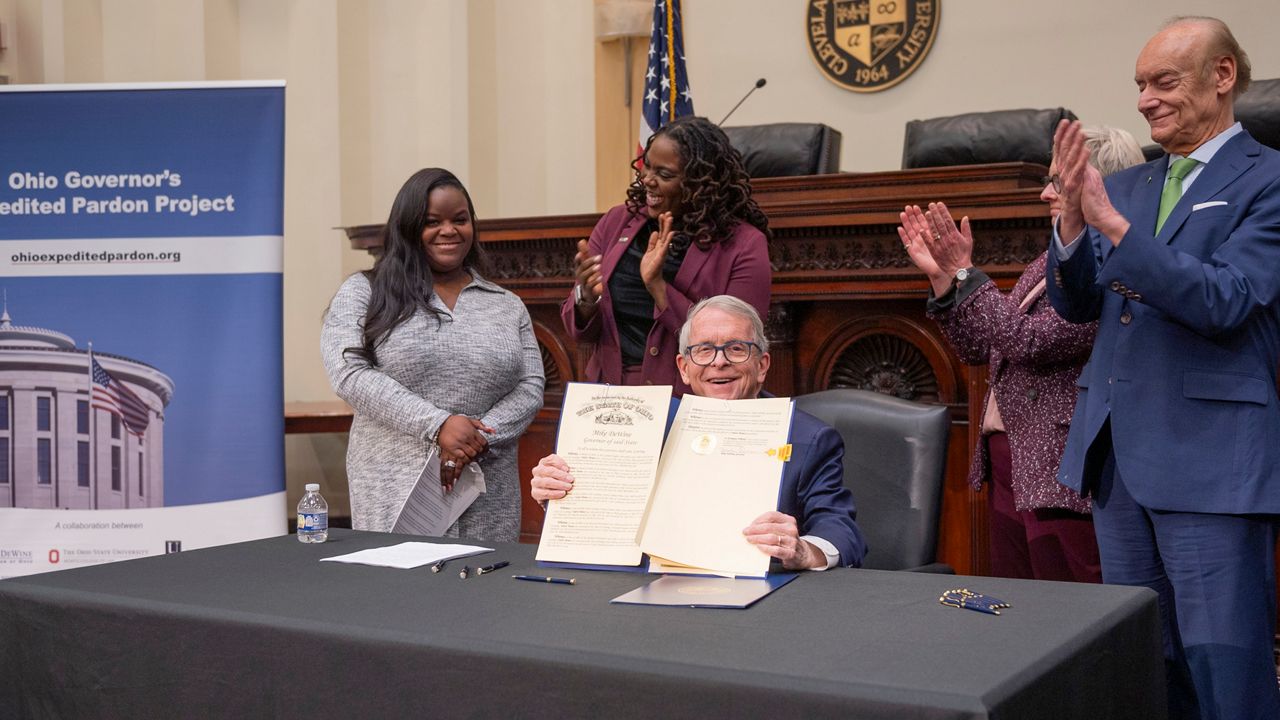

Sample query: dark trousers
[986,432,1102,583]
[1093,449,1280,720]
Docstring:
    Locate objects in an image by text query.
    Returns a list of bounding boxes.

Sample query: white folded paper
[393,449,486,537]
[319,542,492,569]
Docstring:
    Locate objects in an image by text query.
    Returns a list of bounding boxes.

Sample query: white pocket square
[1191,201,1229,211]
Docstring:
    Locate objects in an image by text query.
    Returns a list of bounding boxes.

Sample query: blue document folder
[609,573,797,609]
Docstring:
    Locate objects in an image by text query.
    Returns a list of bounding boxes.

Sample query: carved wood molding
[532,320,574,399]
[341,163,1052,293]
[810,315,959,404]
[769,221,1048,280]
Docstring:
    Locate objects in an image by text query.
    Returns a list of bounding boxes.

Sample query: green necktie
[1155,157,1200,234]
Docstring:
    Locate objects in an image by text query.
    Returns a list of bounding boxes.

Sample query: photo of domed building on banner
[0,305,174,509]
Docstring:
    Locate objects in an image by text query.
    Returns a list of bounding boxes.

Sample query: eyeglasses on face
[683,340,760,366]
[1042,174,1062,193]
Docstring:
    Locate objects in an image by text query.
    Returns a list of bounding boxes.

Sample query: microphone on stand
[718,78,767,125]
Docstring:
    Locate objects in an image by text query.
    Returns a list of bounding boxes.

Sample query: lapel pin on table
[475,561,509,576]
[939,588,1010,615]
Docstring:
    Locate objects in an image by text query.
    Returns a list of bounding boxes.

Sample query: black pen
[458,565,471,579]
[512,574,575,585]
[431,559,447,573]
[475,561,510,576]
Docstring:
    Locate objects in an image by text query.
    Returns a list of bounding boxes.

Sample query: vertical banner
[0,82,286,578]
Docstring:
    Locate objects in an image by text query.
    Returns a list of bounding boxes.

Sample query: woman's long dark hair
[624,116,771,254]
[349,168,488,365]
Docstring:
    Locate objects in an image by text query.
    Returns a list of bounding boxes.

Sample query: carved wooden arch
[532,319,574,400]
[810,315,960,404]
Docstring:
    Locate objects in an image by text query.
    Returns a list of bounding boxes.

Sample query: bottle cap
[305,483,320,492]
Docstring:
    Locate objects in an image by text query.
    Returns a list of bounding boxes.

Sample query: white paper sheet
[638,395,793,577]
[319,542,493,569]
[393,449,486,537]
[536,383,673,567]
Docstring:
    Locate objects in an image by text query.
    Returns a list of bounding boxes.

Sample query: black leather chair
[722,123,842,178]
[1141,143,1165,162]
[794,388,952,572]
[902,107,1077,169]
[1236,77,1280,151]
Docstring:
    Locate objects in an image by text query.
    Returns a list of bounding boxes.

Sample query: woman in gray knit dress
[321,168,544,542]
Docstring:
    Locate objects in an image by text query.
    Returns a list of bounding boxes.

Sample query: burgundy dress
[928,251,1101,582]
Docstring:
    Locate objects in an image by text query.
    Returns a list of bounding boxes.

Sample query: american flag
[638,0,694,155]
[92,358,150,438]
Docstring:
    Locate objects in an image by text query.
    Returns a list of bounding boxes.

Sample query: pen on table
[512,574,575,585]
[458,565,471,579]
[475,561,510,576]
[963,600,1000,615]
[431,559,447,573]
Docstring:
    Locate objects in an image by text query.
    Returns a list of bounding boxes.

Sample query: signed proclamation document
[639,395,793,577]
[535,383,673,566]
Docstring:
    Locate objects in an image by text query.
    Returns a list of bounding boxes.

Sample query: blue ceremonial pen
[962,599,1000,615]
[475,561,510,576]
[512,574,576,585]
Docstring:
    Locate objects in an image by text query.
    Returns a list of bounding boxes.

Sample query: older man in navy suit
[532,295,866,570]
[1048,16,1280,720]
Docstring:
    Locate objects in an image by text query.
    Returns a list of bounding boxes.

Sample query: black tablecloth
[0,529,1165,719]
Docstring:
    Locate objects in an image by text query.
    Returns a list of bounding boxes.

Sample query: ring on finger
[444,459,457,469]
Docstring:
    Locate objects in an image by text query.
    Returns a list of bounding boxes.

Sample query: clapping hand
[573,239,603,316]
[899,202,974,297]
[1052,119,1130,245]
[640,211,675,311]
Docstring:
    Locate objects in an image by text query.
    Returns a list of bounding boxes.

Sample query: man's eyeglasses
[683,341,760,366]
[1042,174,1062,193]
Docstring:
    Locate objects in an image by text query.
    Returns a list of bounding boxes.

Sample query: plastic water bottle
[297,483,328,543]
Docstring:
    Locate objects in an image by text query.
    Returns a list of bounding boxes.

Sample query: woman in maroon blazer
[561,116,771,396]
[897,126,1145,582]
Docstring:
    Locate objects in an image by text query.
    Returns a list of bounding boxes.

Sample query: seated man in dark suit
[532,295,866,569]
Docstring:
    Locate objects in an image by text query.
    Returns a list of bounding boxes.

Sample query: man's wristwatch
[574,284,598,307]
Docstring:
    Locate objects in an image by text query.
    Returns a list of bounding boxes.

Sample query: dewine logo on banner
[807,0,940,93]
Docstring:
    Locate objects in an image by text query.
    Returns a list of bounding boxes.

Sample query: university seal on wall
[806,0,940,92]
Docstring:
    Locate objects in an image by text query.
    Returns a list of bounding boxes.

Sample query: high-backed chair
[901,107,1077,169]
[722,122,842,178]
[794,388,952,572]
[1236,77,1280,151]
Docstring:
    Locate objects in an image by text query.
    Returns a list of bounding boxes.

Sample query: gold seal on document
[692,433,718,455]
[805,0,940,93]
